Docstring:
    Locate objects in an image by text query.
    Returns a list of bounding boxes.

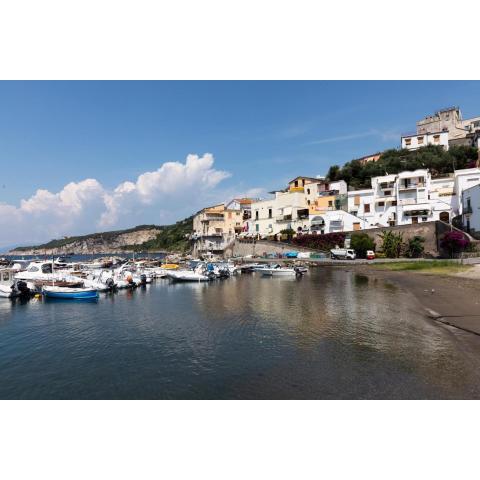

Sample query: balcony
[398,183,425,191]
[276,214,293,222]
[464,205,473,214]
[398,198,417,206]
[201,213,224,222]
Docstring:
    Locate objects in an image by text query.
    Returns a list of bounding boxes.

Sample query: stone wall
[345,221,468,257]
[227,239,317,258]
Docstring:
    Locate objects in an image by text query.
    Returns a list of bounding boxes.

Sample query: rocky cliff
[9,226,163,255]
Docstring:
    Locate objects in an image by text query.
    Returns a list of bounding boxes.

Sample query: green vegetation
[378,231,404,258]
[350,232,375,258]
[405,236,425,258]
[327,145,478,189]
[123,217,193,252]
[372,260,471,275]
[279,228,295,241]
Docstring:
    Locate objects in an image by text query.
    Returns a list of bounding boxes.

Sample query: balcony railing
[398,182,425,190]
[276,214,293,221]
[464,205,473,214]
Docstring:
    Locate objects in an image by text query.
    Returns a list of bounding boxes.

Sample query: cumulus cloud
[0,153,231,249]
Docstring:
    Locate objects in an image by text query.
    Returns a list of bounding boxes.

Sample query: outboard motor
[139,274,147,285]
[105,278,116,291]
[16,280,31,297]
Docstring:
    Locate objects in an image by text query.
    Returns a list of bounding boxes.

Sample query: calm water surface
[1,268,480,399]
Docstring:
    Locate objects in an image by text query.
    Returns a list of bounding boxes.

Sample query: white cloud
[0,153,231,249]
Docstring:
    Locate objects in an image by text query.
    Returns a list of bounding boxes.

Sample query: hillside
[9,218,193,255]
[327,145,479,189]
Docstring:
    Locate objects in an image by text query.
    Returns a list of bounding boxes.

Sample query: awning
[377,174,397,183]
[402,203,431,212]
[310,216,325,225]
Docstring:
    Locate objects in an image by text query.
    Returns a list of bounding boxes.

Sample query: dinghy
[42,286,99,299]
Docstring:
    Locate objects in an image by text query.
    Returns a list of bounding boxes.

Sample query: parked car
[366,250,375,260]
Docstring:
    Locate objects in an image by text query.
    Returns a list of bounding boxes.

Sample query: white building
[461,184,480,237]
[249,190,310,237]
[401,131,449,151]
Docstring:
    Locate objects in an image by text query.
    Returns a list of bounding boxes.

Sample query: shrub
[350,233,375,259]
[378,230,404,258]
[292,232,346,251]
[440,230,470,257]
[405,236,425,258]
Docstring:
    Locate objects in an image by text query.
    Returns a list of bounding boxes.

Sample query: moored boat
[42,286,99,299]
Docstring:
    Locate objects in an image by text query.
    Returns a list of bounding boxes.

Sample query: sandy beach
[354,264,480,335]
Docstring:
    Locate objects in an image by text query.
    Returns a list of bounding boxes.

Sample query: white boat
[0,268,30,298]
[261,265,305,276]
[167,265,212,282]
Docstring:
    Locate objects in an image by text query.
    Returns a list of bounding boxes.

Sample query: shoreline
[352,264,480,336]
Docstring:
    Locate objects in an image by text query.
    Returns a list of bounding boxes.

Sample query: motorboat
[42,285,99,300]
[0,268,31,298]
[261,265,305,276]
[167,264,212,282]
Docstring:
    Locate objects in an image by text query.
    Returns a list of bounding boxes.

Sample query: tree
[378,230,404,258]
[280,228,295,241]
[440,231,470,258]
[350,233,375,258]
[326,165,340,181]
[405,236,425,258]
[330,145,478,189]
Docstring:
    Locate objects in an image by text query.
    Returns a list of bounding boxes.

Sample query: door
[353,222,361,231]
[412,216,418,224]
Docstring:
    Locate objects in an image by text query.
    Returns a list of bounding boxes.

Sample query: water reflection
[0,268,480,399]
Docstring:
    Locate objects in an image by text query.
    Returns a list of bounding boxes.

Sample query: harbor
[1,256,480,399]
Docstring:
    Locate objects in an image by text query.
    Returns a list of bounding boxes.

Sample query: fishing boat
[42,285,99,299]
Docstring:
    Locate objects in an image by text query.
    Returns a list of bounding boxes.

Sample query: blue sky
[1,81,480,246]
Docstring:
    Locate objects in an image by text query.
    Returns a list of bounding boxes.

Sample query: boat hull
[42,287,99,299]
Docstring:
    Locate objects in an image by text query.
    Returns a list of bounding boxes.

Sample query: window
[255,224,259,232]
[354,195,360,206]
[2,272,9,281]
[364,203,371,213]
[328,200,333,207]
[42,265,52,274]
[392,200,397,206]
[268,208,272,219]
[255,210,259,220]
[307,200,310,205]
[422,217,428,222]
[417,136,424,144]
[215,228,222,234]
[27,266,39,272]
[433,134,440,143]
[378,202,385,207]
[294,180,298,187]
[405,138,411,146]
[353,222,361,231]
[307,188,310,195]
[384,190,391,196]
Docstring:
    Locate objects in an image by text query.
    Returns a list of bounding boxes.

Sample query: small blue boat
[42,286,99,300]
